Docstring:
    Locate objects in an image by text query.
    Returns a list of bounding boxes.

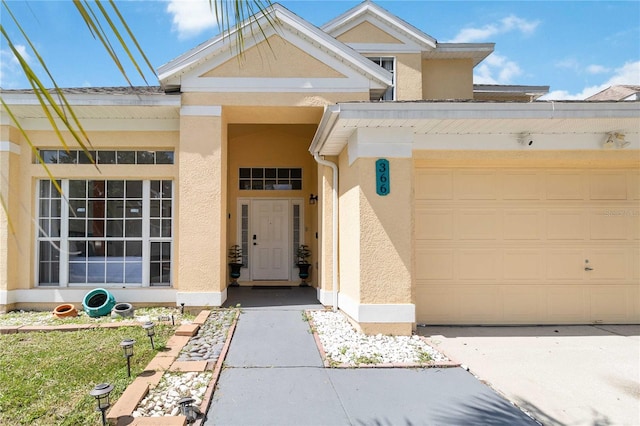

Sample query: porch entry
[238,198,303,282]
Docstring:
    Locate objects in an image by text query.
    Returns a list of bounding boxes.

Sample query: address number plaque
[376,158,390,196]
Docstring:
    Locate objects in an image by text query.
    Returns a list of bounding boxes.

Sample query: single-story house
[1,1,638,335]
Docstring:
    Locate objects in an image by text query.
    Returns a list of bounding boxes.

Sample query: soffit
[313,102,640,156]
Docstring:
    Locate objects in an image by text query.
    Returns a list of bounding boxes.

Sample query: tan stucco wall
[226,123,318,284]
[177,114,226,295]
[422,59,474,100]
[335,21,403,44]
[202,35,345,78]
[337,149,361,303]
[338,150,414,335]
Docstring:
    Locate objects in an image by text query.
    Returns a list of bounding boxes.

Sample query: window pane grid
[36,149,175,165]
[239,168,302,190]
[38,179,173,287]
[37,181,61,285]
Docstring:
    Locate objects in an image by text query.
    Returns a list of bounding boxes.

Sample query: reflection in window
[37,179,173,287]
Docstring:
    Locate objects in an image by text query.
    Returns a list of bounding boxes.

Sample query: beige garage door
[414,167,640,325]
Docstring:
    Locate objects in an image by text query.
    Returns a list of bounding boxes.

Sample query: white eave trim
[0,92,180,107]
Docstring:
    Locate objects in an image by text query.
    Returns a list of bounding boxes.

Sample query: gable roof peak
[322,0,437,49]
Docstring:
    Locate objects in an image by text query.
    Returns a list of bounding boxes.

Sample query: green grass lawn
[0,324,175,425]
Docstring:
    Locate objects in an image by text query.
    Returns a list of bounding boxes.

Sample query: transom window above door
[239,168,302,190]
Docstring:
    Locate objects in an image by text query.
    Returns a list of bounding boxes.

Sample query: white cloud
[543,60,640,100]
[0,44,32,88]
[473,53,523,85]
[166,0,218,39]
[586,64,611,74]
[448,15,540,43]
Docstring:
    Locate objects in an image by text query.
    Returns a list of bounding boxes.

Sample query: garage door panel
[587,250,628,281]
[631,212,640,239]
[415,248,453,280]
[459,286,500,322]
[546,249,585,280]
[415,285,456,323]
[547,287,587,322]
[415,209,453,240]
[629,171,640,200]
[502,286,545,321]
[503,250,544,280]
[457,210,500,240]
[546,172,585,200]
[458,249,499,280]
[589,172,628,200]
[415,170,452,200]
[504,210,544,240]
[501,171,542,200]
[589,286,630,323]
[546,210,587,240]
[590,210,629,240]
[455,172,497,200]
[632,248,640,281]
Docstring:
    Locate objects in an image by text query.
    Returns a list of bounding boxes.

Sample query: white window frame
[368,56,396,101]
[35,179,173,288]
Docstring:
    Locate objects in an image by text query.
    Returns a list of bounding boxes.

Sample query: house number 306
[376,159,390,196]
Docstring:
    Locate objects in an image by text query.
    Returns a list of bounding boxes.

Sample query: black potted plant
[296,244,312,286]
[228,245,243,286]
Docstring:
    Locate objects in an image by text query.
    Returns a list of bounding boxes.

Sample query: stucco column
[176,105,227,307]
[0,123,21,312]
[338,128,415,335]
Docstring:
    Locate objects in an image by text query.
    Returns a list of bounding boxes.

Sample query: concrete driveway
[418,325,640,425]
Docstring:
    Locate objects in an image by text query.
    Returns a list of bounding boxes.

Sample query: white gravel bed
[308,310,449,366]
[132,371,212,418]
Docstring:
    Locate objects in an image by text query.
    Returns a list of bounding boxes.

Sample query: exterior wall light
[309,194,318,205]
[120,339,135,377]
[143,322,156,349]
[89,383,113,426]
[604,132,630,149]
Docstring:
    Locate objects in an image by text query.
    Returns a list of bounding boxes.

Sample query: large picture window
[36,179,173,287]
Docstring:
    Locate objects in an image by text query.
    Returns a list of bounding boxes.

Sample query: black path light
[89,383,113,426]
[120,339,135,377]
[143,321,156,349]
[178,396,197,423]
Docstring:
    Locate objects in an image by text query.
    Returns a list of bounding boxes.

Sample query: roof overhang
[310,101,640,156]
[0,89,180,131]
[425,43,494,66]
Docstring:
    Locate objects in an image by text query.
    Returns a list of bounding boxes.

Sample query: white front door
[251,199,290,280]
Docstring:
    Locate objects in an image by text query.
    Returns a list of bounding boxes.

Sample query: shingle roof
[0,86,166,95]
[586,85,640,101]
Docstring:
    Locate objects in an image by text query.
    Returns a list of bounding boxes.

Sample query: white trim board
[0,141,21,155]
[1,288,177,305]
[338,293,415,323]
[176,290,227,307]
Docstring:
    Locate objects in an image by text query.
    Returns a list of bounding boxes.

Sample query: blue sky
[1,0,639,99]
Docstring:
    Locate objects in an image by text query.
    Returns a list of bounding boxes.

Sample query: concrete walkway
[204,288,536,425]
[420,325,640,426]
